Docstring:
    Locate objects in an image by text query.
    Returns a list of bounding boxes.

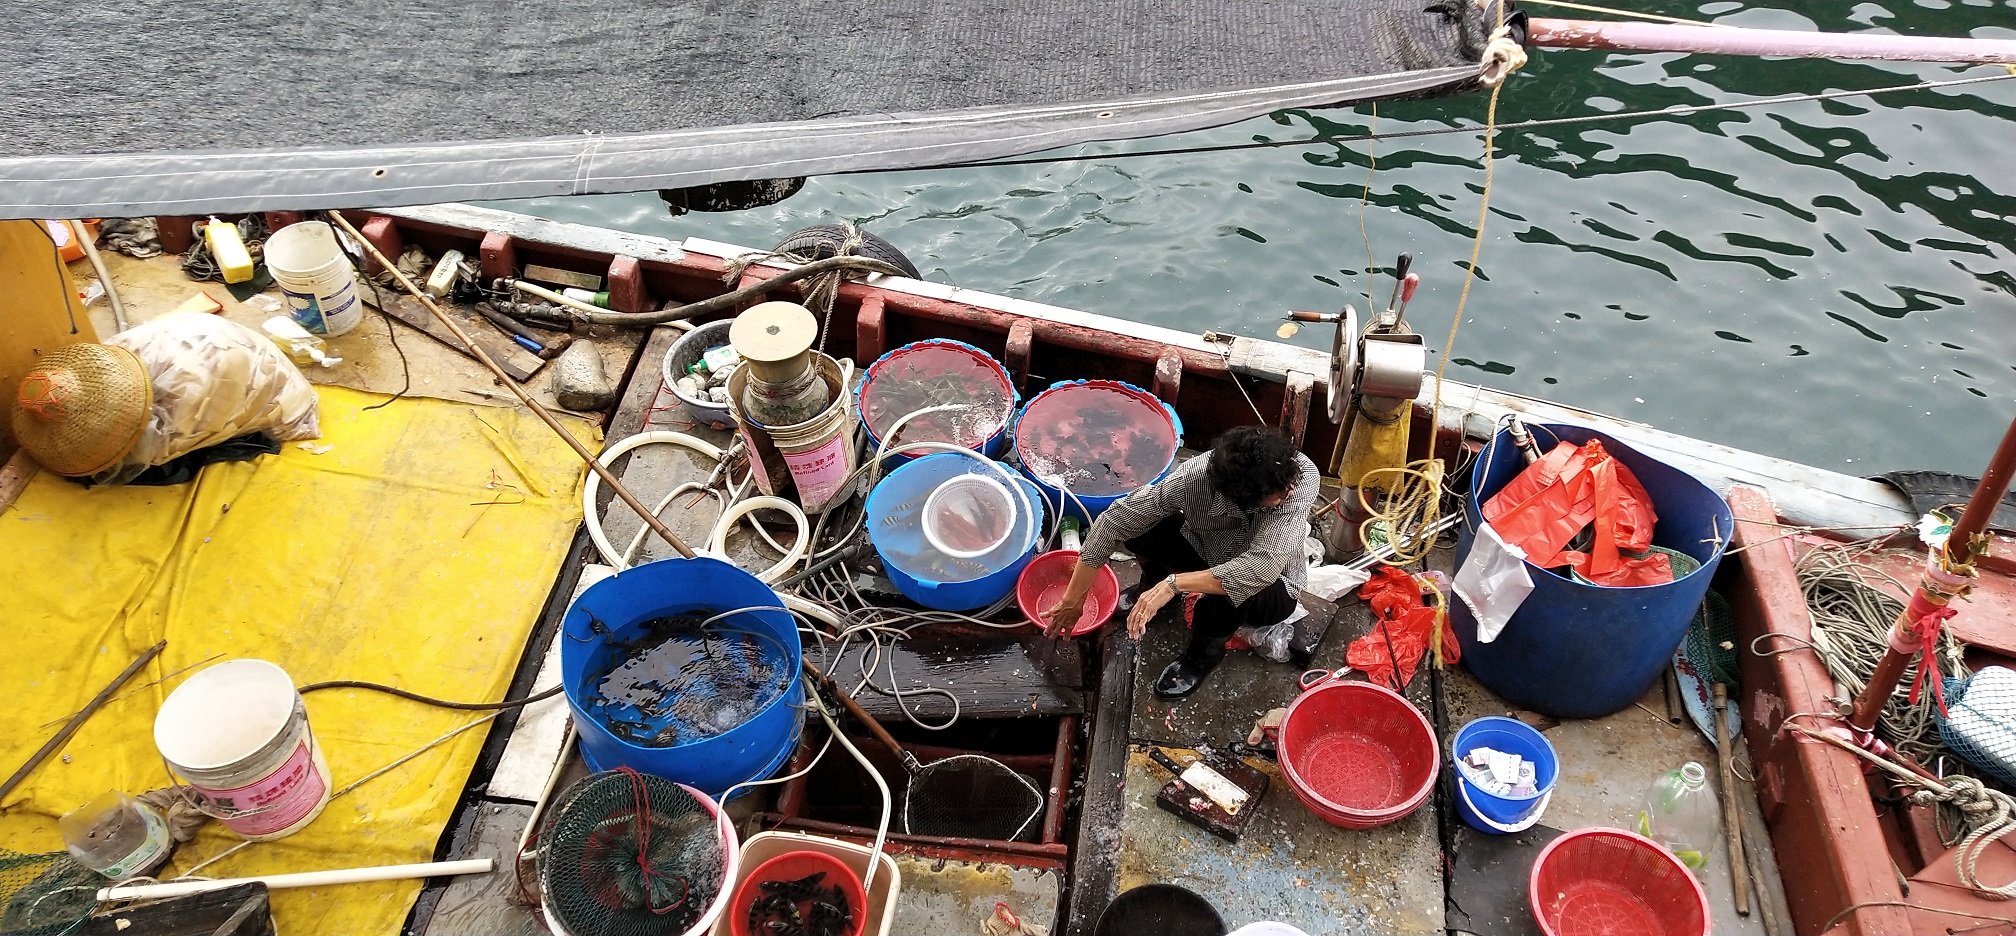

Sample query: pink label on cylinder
[738,425,777,493]
[783,435,851,508]
[193,740,327,837]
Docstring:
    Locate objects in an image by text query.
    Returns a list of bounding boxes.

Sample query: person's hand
[1042,595,1087,638]
[1126,578,1174,640]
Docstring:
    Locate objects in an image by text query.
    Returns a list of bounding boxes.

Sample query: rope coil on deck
[1908,776,2016,899]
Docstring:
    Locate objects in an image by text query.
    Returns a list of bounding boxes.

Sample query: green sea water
[488,1,2016,477]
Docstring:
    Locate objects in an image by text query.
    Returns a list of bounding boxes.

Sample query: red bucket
[1529,828,1708,936]
[729,850,869,936]
[1015,550,1119,636]
[1277,677,1438,828]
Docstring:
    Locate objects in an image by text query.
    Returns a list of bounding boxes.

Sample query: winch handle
[1384,252,1414,313]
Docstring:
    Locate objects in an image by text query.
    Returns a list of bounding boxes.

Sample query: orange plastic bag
[1483,439,1658,576]
[1347,566,1458,690]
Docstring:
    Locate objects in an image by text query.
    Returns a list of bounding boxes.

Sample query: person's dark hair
[1207,426,1300,510]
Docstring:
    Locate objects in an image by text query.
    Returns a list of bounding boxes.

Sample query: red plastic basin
[1529,828,1708,936]
[729,849,868,936]
[1016,549,1120,636]
[1278,678,1438,828]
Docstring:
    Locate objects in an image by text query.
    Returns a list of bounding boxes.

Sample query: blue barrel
[1449,424,1732,719]
[560,557,804,797]
[1451,716,1557,833]
[867,453,1047,610]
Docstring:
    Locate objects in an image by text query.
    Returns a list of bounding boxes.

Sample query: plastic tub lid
[922,473,1018,558]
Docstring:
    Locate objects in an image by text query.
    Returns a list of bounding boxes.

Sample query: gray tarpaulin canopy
[0,0,1504,220]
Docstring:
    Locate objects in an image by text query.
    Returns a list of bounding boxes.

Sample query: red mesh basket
[1016,550,1120,635]
[1529,828,1709,936]
[1277,678,1438,828]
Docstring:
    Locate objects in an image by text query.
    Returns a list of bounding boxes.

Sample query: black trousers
[1126,515,1296,647]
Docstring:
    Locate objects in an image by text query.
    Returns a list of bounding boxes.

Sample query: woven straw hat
[11,344,153,477]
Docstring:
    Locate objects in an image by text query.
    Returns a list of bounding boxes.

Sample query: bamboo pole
[0,641,165,802]
[325,212,696,561]
[1527,19,2016,65]
[1848,412,2016,735]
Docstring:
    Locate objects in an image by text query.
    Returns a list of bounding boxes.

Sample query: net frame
[900,753,1047,844]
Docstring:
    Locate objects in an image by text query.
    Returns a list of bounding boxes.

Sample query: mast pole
[1526,18,2016,65]
[1847,412,2016,736]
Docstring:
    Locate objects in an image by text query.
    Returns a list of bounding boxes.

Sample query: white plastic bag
[99,313,321,484]
[1453,522,1534,643]
[1236,604,1309,663]
[1305,564,1372,601]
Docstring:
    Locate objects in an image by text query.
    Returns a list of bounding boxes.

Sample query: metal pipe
[70,220,128,332]
[1849,411,2016,733]
[1527,18,2016,65]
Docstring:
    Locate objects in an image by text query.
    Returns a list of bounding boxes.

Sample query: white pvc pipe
[510,278,606,317]
[98,858,493,902]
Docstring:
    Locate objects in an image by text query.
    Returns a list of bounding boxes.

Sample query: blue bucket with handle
[1452,716,1558,834]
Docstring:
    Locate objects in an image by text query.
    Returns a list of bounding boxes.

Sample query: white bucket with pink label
[154,659,332,841]
[729,354,858,513]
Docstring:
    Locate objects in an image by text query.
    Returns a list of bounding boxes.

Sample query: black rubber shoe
[1153,651,1225,698]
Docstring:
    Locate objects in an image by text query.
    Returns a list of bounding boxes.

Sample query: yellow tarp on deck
[0,386,594,935]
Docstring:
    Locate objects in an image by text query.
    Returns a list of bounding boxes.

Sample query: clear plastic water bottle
[1637,762,1719,872]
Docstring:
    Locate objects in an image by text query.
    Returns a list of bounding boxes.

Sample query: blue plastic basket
[1011,379,1183,524]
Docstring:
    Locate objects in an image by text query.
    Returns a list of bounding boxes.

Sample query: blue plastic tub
[1451,716,1558,834]
[1011,379,1183,524]
[560,556,804,797]
[1449,424,1733,719]
[867,453,1047,611]
[858,339,1019,463]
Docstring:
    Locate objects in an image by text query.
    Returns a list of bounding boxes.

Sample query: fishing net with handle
[532,768,733,936]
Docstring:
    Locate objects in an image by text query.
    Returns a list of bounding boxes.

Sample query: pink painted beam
[1528,18,2016,64]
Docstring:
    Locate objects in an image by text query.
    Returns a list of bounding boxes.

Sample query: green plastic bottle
[1638,762,1719,872]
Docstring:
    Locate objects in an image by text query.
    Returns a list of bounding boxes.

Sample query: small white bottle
[59,791,171,880]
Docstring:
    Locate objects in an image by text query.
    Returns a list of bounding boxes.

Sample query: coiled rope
[1795,545,1965,761]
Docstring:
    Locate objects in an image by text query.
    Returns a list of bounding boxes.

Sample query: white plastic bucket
[265,221,364,337]
[153,659,332,841]
[733,354,858,513]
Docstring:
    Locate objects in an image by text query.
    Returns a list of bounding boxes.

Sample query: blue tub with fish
[560,556,803,796]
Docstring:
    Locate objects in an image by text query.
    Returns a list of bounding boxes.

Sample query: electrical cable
[297,680,563,710]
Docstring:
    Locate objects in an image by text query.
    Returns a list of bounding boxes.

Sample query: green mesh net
[1683,589,1740,689]
[0,849,98,936]
[536,769,726,936]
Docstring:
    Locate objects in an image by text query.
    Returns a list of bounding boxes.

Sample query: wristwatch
[1163,574,1183,598]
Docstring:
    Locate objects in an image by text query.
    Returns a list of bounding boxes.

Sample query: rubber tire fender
[772,224,922,280]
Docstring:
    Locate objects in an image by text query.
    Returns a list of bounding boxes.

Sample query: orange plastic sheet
[1482,439,1671,587]
[1347,566,1457,690]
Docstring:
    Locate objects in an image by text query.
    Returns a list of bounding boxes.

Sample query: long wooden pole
[1528,18,2016,65]
[326,213,696,561]
[0,641,165,802]
[1849,412,2016,734]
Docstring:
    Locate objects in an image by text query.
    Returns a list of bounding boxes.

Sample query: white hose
[584,431,812,583]
[814,696,888,894]
[584,431,726,568]
[708,496,810,582]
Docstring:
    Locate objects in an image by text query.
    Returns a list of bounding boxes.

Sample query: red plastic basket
[1529,828,1709,936]
[1015,549,1120,636]
[729,850,869,936]
[1277,678,1438,828]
